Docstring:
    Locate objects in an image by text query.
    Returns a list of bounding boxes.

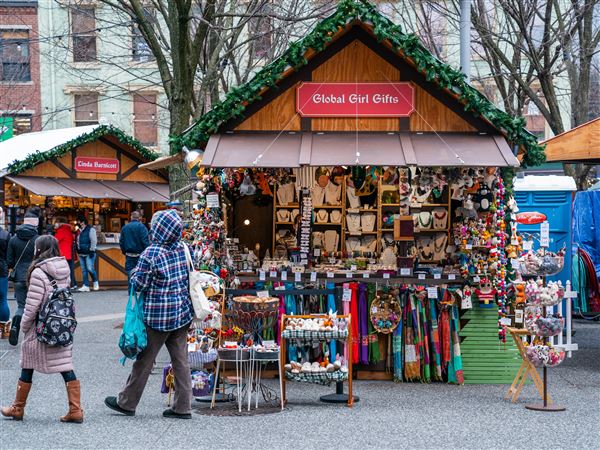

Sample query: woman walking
[1,235,83,423]
[105,209,193,419]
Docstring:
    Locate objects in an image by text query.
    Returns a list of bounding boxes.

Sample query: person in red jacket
[54,217,77,289]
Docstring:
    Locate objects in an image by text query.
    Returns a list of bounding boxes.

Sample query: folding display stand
[280,314,355,408]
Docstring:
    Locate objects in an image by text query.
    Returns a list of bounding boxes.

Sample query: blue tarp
[573,190,600,275]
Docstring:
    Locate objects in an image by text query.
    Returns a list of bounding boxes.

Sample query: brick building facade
[0,0,41,137]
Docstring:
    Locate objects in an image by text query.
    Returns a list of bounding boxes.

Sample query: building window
[0,114,31,139]
[524,97,546,140]
[74,93,99,127]
[250,3,272,59]
[132,10,155,62]
[0,30,30,82]
[133,93,157,146]
[72,7,97,62]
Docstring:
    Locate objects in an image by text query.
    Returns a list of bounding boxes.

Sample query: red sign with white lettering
[74,156,120,174]
[516,211,547,225]
[296,82,415,117]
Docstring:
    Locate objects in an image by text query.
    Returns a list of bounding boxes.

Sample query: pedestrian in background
[1,235,83,423]
[0,221,10,338]
[105,209,193,419]
[119,211,149,280]
[76,217,98,292]
[7,210,39,345]
[54,217,77,290]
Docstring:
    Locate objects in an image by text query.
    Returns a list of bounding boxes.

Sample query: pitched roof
[0,124,159,175]
[542,116,600,162]
[177,0,544,168]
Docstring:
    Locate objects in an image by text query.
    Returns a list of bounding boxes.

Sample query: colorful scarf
[358,283,369,364]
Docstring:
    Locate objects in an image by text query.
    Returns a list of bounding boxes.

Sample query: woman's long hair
[27,235,61,284]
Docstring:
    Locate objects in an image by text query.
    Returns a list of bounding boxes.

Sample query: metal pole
[460,0,471,81]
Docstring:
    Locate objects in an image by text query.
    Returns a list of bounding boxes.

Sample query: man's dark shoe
[104,396,135,416]
[163,408,191,419]
[8,315,21,346]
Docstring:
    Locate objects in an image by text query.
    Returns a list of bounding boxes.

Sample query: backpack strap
[39,269,58,289]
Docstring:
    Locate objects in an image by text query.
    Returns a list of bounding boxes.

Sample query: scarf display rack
[221,280,465,386]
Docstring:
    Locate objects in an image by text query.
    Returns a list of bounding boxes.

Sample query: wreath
[370,292,402,334]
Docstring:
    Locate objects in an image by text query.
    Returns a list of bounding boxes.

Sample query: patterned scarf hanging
[429,290,443,381]
[450,305,465,384]
[404,291,421,381]
[358,283,369,364]
[367,284,382,363]
[326,281,337,360]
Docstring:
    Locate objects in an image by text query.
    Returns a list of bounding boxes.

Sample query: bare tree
[69,0,331,194]
[384,0,600,189]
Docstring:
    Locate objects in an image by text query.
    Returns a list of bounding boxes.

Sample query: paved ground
[1,290,599,449]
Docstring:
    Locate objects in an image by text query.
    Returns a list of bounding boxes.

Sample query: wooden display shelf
[346,208,377,212]
[381,203,400,207]
[313,205,343,209]
[314,222,343,226]
[412,203,449,208]
[345,231,378,235]
[276,221,295,225]
[414,228,450,233]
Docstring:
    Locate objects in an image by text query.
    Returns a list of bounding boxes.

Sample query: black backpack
[36,271,77,347]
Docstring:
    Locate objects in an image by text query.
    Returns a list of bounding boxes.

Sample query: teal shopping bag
[119,287,147,365]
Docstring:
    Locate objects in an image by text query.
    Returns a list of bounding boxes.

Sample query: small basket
[525,315,565,337]
[525,344,565,368]
[370,292,402,334]
[281,329,349,342]
[188,348,218,368]
[251,348,280,361]
[191,371,213,397]
[285,370,349,386]
[519,255,564,277]
[217,348,250,361]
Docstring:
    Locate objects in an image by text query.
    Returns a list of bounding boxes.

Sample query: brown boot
[0,320,10,339]
[60,380,83,423]
[1,380,32,420]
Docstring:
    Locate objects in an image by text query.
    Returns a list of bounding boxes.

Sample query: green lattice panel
[459,304,522,384]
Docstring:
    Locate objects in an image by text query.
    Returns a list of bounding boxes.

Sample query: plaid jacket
[131,209,193,332]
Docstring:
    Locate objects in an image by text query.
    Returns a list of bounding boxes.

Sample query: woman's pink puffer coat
[20,256,73,373]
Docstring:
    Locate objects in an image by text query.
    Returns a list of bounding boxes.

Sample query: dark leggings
[19,369,77,383]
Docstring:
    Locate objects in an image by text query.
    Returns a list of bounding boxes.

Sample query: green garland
[6,125,159,175]
[176,0,545,167]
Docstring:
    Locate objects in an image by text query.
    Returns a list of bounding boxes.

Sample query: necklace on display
[347,214,361,232]
[313,185,325,207]
[419,238,434,261]
[414,186,431,203]
[316,209,329,223]
[361,213,376,232]
[418,211,433,229]
[433,209,447,230]
[330,210,342,223]
[325,182,341,205]
[433,233,447,256]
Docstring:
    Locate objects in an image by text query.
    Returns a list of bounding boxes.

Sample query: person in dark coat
[0,221,10,334]
[7,211,39,345]
[119,211,150,280]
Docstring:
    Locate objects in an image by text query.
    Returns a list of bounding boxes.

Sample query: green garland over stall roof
[177,0,545,167]
[6,125,159,175]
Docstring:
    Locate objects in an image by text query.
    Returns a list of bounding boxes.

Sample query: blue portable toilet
[513,175,576,285]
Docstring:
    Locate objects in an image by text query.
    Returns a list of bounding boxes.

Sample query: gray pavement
[1,289,599,449]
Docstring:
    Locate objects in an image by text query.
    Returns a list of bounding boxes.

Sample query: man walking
[105,209,193,419]
[119,211,149,280]
[76,217,99,292]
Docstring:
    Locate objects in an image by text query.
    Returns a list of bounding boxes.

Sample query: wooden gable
[231,25,483,135]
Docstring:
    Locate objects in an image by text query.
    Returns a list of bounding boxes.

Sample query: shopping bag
[118,288,147,365]
[183,244,212,320]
